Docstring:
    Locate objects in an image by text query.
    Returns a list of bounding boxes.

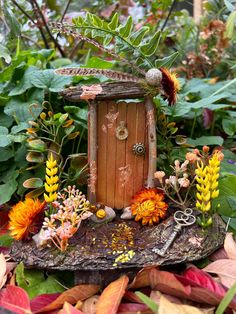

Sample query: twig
[10,0,36,25]
[60,0,73,22]
[28,0,50,48]
[31,0,66,57]
[21,34,42,48]
[161,0,178,32]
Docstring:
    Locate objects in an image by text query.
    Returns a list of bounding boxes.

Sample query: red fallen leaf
[80,85,103,100]
[181,266,226,296]
[147,268,192,296]
[203,259,236,288]
[58,302,84,314]
[224,233,236,260]
[34,284,100,313]
[0,285,31,314]
[96,275,129,314]
[31,293,61,312]
[0,211,9,235]
[117,302,151,313]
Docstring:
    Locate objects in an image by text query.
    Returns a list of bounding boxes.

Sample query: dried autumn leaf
[67,132,80,140]
[30,293,61,312]
[0,254,7,289]
[96,275,129,314]
[129,267,156,289]
[0,285,31,314]
[224,233,236,260]
[35,284,100,313]
[80,84,103,100]
[58,302,84,314]
[81,295,99,314]
[158,295,208,314]
[203,259,236,288]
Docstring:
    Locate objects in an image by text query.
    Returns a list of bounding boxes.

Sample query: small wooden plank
[60,82,145,101]
[97,101,108,205]
[124,102,137,205]
[106,101,119,208]
[133,103,146,194]
[114,102,127,209]
[145,96,157,188]
[88,102,97,203]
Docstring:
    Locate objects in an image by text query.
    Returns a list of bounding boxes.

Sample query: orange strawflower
[131,188,168,225]
[9,198,46,240]
[160,68,180,105]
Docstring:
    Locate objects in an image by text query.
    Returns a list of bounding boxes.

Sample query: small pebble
[120,207,134,220]
[90,206,116,224]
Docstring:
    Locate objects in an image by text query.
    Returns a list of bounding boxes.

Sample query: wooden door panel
[97,101,148,208]
[115,102,127,209]
[97,101,108,205]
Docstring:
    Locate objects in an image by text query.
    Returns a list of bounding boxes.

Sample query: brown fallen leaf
[35,284,100,313]
[158,295,213,314]
[80,85,103,100]
[224,233,236,260]
[203,259,236,288]
[81,295,99,314]
[96,275,129,314]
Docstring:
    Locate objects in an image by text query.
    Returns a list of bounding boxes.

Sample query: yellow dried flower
[195,151,221,213]
[96,209,106,219]
[44,154,59,203]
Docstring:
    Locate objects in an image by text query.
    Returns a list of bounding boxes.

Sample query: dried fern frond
[55,67,140,82]
[49,22,145,76]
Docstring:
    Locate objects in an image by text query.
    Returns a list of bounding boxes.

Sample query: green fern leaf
[108,13,119,31]
[129,27,149,47]
[119,16,133,38]
[140,31,161,56]
[155,51,179,68]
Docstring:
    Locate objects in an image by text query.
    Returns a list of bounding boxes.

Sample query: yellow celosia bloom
[195,152,221,213]
[44,154,59,203]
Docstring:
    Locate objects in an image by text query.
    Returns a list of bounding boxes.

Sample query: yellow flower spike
[195,150,222,221]
[212,190,219,199]
[44,154,59,203]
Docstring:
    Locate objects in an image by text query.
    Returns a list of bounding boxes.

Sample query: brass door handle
[116,121,128,140]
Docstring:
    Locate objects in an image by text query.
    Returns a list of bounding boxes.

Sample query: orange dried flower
[9,198,46,240]
[131,188,168,225]
[160,68,180,105]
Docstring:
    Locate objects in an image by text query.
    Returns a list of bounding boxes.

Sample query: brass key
[152,208,196,256]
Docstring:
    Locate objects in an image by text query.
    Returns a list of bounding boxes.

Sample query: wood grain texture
[134,103,147,195]
[97,101,108,205]
[145,96,157,188]
[60,82,145,101]
[124,102,137,204]
[106,102,118,208]
[115,102,127,209]
[88,102,97,203]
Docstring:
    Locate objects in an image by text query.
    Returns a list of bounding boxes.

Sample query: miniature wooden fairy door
[86,82,157,209]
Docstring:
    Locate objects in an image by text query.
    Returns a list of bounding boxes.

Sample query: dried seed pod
[145,68,162,86]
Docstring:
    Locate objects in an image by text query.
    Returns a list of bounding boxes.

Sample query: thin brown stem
[60,0,72,22]
[10,0,36,24]
[31,0,65,57]
[29,0,50,48]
